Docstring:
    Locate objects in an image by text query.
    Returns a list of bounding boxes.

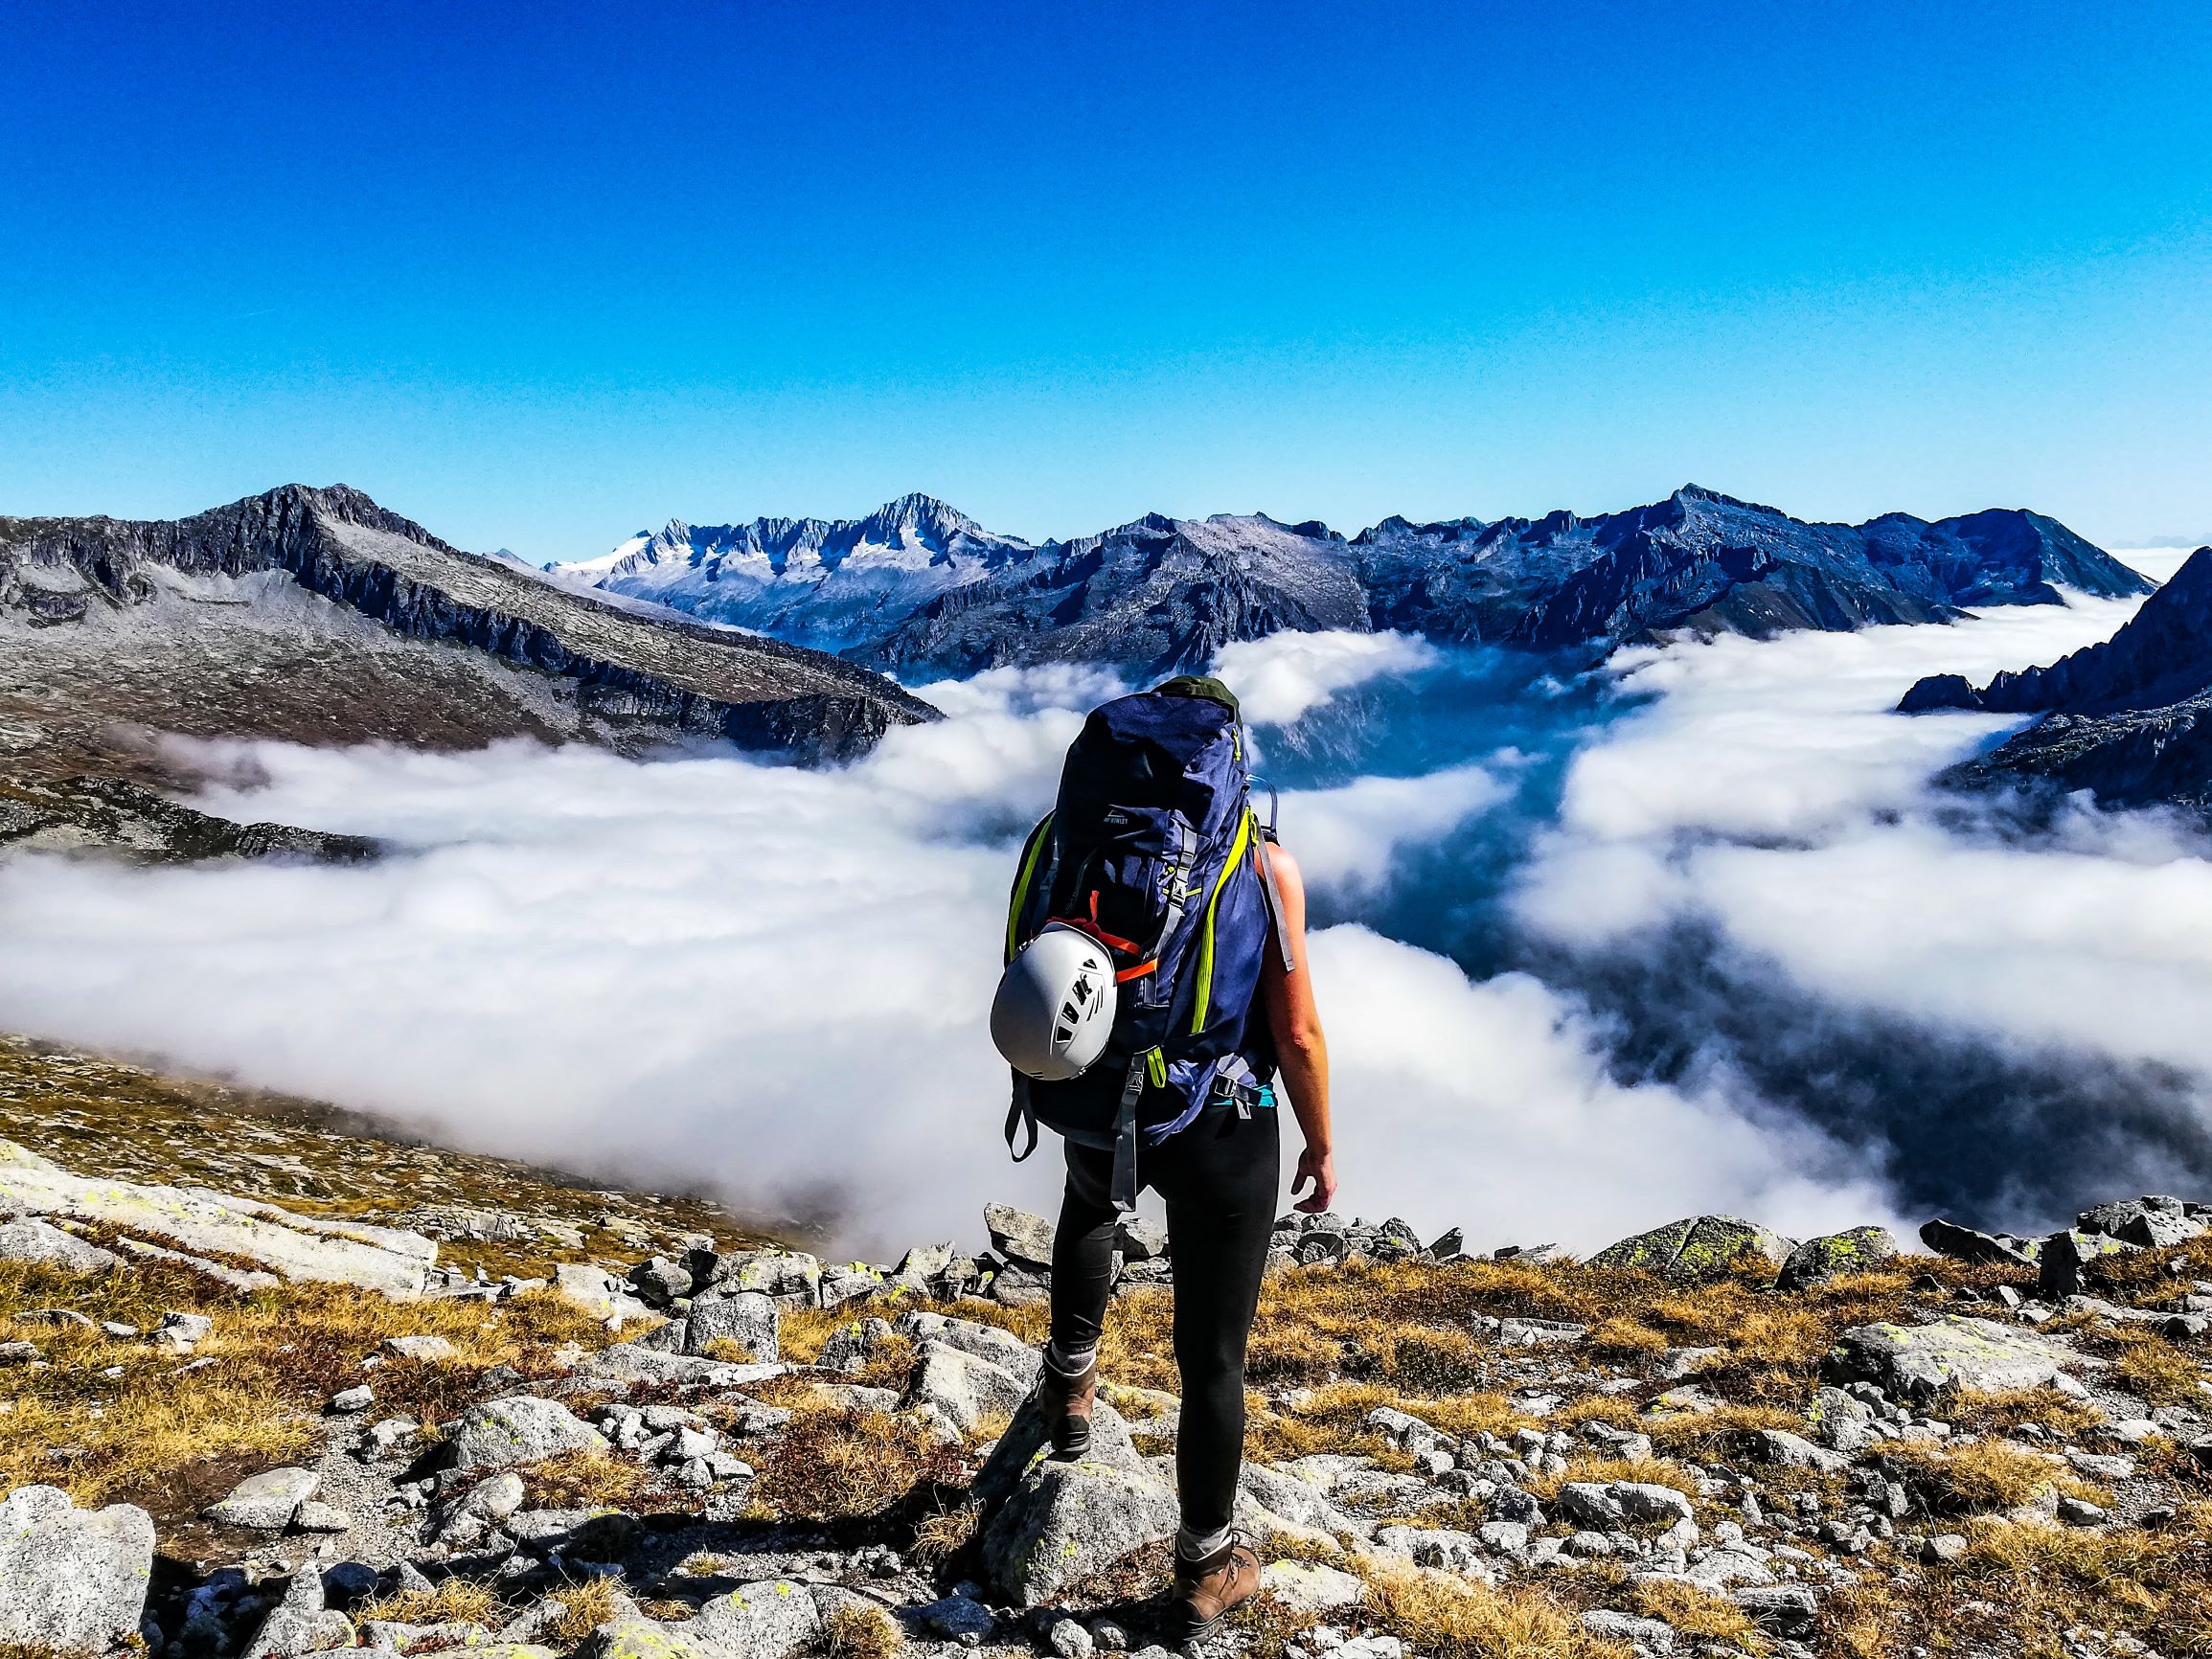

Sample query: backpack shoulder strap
[1005,812,1056,964]
[1255,829,1295,972]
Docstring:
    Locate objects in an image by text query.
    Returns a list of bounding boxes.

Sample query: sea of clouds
[0,557,2205,1256]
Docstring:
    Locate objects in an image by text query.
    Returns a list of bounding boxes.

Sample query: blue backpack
[1002,676,1290,1209]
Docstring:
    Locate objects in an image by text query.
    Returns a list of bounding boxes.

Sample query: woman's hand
[1291,1142,1337,1213]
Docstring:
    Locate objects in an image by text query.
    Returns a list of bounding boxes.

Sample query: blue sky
[3,0,2207,557]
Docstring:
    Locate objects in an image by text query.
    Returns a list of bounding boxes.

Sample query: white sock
[1044,1339,1096,1377]
[1177,1523,1234,1562]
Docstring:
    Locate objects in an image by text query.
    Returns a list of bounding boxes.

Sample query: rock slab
[0,1484,156,1653]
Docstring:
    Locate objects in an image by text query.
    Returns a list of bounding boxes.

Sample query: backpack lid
[1150,674,1241,719]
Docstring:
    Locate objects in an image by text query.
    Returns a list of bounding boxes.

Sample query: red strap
[1114,960,1157,984]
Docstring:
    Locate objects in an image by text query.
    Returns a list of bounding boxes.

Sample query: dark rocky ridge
[0,486,939,857]
[584,486,2153,675]
[1902,546,2212,813]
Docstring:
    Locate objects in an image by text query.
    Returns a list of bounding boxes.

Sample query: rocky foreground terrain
[0,485,935,860]
[5,1041,2212,1659]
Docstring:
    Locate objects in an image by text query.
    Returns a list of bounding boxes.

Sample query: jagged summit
[1904,545,2212,813]
[571,487,2151,672]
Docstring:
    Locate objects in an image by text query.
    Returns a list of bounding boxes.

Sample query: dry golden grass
[520,1449,654,1511]
[538,1578,625,1644]
[1357,1557,1632,1659]
[1884,1438,2104,1514]
[1940,1388,2107,1438]
[823,1602,905,1659]
[749,1400,962,1521]
[1637,1401,1803,1462]
[1948,1511,2212,1655]
[908,1498,983,1568]
[2112,1333,2205,1405]
[1627,1579,1762,1646]
[0,1253,613,1507]
[356,1578,501,1627]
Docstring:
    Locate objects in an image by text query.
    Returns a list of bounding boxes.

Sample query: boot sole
[1048,1420,1092,1461]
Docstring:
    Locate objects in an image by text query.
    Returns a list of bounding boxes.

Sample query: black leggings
[1049,1102,1280,1538]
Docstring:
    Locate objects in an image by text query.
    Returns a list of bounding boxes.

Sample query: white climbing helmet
[991,923,1117,1081]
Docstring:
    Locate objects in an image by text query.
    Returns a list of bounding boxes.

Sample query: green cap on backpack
[1151,674,1240,718]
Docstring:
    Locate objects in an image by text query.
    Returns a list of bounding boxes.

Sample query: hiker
[992,674,1334,1640]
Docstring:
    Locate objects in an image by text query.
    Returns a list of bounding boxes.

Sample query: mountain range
[0,485,935,856]
[561,486,2155,673]
[1903,544,2212,813]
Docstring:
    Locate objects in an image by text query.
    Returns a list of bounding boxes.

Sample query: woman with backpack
[992,675,1336,1640]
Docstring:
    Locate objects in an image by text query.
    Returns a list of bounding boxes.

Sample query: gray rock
[2058,1495,2109,1526]
[1047,1617,1097,1659]
[969,1393,1145,1513]
[1114,1216,1169,1261]
[1496,1318,1589,1346]
[685,1291,780,1361]
[456,1471,529,1522]
[1557,1483,1625,1528]
[912,1595,995,1638]
[567,1618,709,1659]
[1235,1462,1373,1543]
[0,1339,37,1365]
[205,1466,320,1529]
[815,1315,897,1374]
[1588,1216,1792,1280]
[292,1501,353,1533]
[979,1459,1179,1606]
[1258,1560,1366,1611]
[0,1141,435,1297]
[1750,1430,1849,1473]
[1580,1610,1676,1651]
[2078,1195,2193,1238]
[984,1203,1057,1269]
[554,1262,656,1327]
[382,1334,457,1362]
[2040,1229,2146,1299]
[1918,1218,2038,1268]
[0,1485,157,1653]
[329,1385,375,1414]
[1372,1525,1489,1574]
[1777,1227,1901,1292]
[1477,1520,1529,1554]
[445,1395,609,1469]
[0,1216,122,1274]
[1808,1386,1877,1452]
[904,1340,1029,1435]
[1824,1316,2076,1401]
[1610,1481,1696,1523]
[893,1310,1042,1386]
[1732,1585,1818,1638]
[152,1311,214,1349]
[688,1579,823,1659]
[573,1343,782,1389]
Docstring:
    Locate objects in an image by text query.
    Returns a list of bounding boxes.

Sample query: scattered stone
[1751,1429,1850,1474]
[329,1385,375,1414]
[152,1311,214,1350]
[1590,1215,1792,1280]
[2039,1230,2146,1300]
[688,1579,824,1659]
[1824,1316,2075,1400]
[1047,1616,1096,1659]
[2057,1496,2109,1527]
[382,1334,457,1362]
[1580,1610,1676,1651]
[979,1459,1179,1605]
[554,1262,655,1327]
[1732,1585,1818,1639]
[0,1216,123,1274]
[685,1291,780,1361]
[905,1339,1029,1435]
[1114,1216,1169,1261]
[912,1595,995,1639]
[292,1500,353,1533]
[0,1485,157,1653]
[1918,1218,2039,1268]
[1260,1559,1366,1611]
[1923,1533,1969,1563]
[205,1466,320,1529]
[984,1203,1057,1269]
[445,1395,609,1469]
[1497,1317,1589,1346]
[1778,1226,1900,1291]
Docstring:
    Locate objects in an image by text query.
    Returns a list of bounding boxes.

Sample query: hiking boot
[1038,1353,1097,1460]
[1171,1535,1261,1641]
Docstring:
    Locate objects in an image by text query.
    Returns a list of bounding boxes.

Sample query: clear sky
[3,0,2208,558]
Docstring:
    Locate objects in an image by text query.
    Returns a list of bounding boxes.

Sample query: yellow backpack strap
[1005,812,1054,963]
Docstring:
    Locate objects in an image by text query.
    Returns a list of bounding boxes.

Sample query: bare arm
[1258,843,1335,1212]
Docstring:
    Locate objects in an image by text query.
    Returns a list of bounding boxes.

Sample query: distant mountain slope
[568,487,2150,672]
[0,486,937,855]
[1901,546,2212,813]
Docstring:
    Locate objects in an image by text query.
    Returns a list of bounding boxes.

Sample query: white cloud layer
[1516,586,2212,1088]
[1209,630,1439,725]
[0,636,1915,1255]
